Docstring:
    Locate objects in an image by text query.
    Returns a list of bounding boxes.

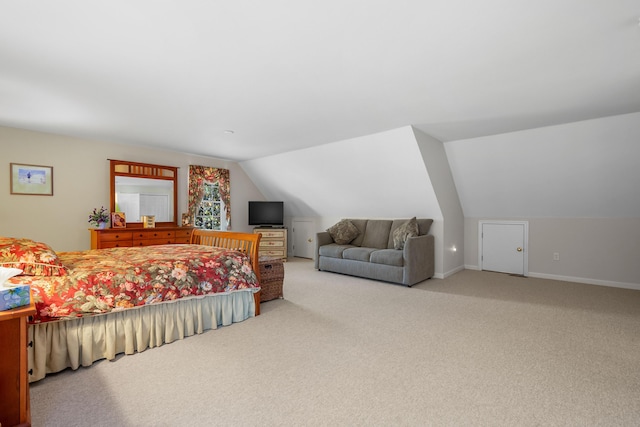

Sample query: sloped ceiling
[445,112,640,218]
[0,1,639,161]
[240,126,442,221]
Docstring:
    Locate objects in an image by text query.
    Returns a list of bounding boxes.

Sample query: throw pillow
[327,219,359,245]
[0,237,67,276]
[392,217,419,250]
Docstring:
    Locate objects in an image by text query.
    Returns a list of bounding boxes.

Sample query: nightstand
[253,228,287,260]
[0,298,36,427]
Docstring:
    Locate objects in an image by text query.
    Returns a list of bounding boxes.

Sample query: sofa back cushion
[361,220,393,249]
[347,219,369,247]
[341,218,433,249]
[387,218,434,248]
[416,218,434,236]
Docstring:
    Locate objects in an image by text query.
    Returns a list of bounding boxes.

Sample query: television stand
[253,228,287,260]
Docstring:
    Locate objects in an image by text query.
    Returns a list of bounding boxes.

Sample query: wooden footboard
[190,230,262,315]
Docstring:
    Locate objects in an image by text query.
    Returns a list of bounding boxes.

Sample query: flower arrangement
[88,206,110,227]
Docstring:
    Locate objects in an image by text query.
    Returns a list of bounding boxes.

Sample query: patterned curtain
[187,165,231,229]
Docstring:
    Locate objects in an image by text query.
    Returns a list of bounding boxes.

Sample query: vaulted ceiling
[1,1,638,161]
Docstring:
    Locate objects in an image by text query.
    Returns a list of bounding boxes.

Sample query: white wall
[445,112,640,218]
[242,126,441,217]
[446,113,640,288]
[413,128,465,277]
[464,217,640,289]
[0,126,265,251]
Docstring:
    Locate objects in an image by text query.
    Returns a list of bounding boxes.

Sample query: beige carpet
[30,259,640,426]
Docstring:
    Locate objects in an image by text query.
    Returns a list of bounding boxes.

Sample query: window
[188,165,231,230]
[194,182,224,230]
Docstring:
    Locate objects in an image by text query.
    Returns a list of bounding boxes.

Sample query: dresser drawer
[133,230,175,240]
[260,240,285,248]
[133,238,175,246]
[100,241,133,249]
[255,230,285,239]
[175,229,193,239]
[99,231,133,242]
[260,249,286,257]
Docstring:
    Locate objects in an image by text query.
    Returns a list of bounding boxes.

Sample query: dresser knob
[29,369,33,375]
[28,340,33,347]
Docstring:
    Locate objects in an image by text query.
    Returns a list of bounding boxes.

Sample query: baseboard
[460,265,639,291]
[528,272,640,291]
[442,265,465,279]
[433,265,470,280]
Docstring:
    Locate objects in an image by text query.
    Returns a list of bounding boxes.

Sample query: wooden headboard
[190,230,261,282]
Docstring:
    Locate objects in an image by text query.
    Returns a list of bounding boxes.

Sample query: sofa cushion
[361,220,392,249]
[392,217,419,250]
[348,219,368,247]
[387,218,434,248]
[319,244,353,259]
[343,247,377,262]
[327,219,360,245]
[370,249,404,267]
[416,218,433,236]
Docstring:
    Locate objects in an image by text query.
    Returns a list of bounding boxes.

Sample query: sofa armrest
[315,231,334,269]
[403,234,435,285]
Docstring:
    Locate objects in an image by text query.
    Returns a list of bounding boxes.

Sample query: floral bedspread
[7,244,259,323]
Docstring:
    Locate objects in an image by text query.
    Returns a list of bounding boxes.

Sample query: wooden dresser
[0,298,36,427]
[90,226,194,249]
[253,228,287,260]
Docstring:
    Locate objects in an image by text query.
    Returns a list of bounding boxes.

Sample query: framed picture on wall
[10,163,53,196]
[111,212,126,228]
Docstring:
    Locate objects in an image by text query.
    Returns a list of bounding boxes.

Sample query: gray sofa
[315,218,435,286]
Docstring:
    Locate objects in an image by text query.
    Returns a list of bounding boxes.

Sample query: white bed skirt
[28,290,257,382]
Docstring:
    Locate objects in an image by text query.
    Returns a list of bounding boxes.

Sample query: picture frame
[111,212,126,228]
[10,163,53,196]
[181,213,191,227]
[141,215,156,228]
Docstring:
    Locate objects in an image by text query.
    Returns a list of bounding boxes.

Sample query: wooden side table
[0,298,36,427]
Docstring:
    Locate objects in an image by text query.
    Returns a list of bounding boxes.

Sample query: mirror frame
[110,159,178,227]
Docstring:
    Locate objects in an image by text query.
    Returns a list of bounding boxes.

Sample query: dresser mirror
[109,159,178,227]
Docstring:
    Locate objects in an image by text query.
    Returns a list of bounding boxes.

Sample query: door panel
[292,220,314,259]
[480,221,528,275]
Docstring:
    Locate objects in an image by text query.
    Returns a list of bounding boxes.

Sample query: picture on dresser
[111,212,126,228]
[141,215,156,228]
[182,213,192,226]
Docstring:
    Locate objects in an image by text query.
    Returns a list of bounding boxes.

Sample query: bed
[0,230,261,382]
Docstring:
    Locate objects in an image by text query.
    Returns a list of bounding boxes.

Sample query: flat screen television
[248,201,284,227]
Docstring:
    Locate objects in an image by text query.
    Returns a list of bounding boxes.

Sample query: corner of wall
[411,127,465,278]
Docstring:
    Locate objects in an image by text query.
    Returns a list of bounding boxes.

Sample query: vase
[98,222,107,229]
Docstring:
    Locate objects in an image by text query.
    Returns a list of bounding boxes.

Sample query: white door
[292,220,315,259]
[479,221,528,276]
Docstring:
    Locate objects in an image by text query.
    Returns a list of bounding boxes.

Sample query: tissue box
[0,284,31,311]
